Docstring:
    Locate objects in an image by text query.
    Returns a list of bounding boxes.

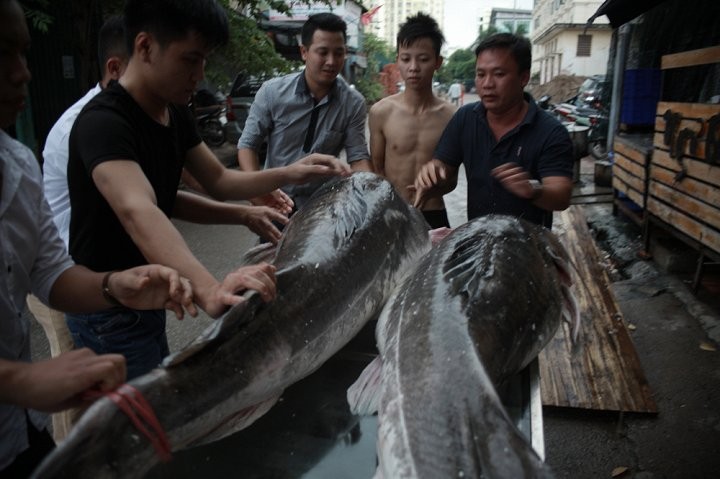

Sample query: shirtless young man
[369,13,456,229]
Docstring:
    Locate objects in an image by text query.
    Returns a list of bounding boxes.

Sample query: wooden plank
[612,178,645,208]
[613,163,646,193]
[647,197,720,255]
[615,153,647,179]
[650,163,720,206]
[652,148,720,188]
[649,181,720,230]
[653,132,708,160]
[655,101,720,119]
[539,206,657,413]
[661,45,720,70]
[614,139,650,166]
[570,194,613,205]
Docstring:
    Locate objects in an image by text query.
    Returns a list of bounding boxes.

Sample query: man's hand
[0,349,126,412]
[109,265,197,319]
[204,263,277,318]
[284,153,352,184]
[490,162,536,200]
[412,159,451,209]
[239,205,289,244]
[250,189,294,215]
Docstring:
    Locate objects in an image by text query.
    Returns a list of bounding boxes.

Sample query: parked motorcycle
[544,96,609,160]
[196,104,227,147]
[193,89,227,147]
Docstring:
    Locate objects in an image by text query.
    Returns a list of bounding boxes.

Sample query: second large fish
[32,172,431,479]
[349,215,578,478]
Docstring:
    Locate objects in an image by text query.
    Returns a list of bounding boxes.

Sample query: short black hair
[397,13,445,56]
[123,0,229,55]
[98,15,126,67]
[475,33,531,73]
[301,12,347,47]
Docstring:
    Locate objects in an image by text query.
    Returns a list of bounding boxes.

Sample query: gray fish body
[375,215,572,479]
[32,173,430,479]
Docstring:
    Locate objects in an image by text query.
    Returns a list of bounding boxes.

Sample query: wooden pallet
[538,206,658,413]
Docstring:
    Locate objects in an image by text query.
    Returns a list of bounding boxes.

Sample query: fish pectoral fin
[347,355,383,415]
[190,394,282,447]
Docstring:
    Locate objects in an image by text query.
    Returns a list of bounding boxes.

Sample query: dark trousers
[0,413,55,478]
[423,209,451,229]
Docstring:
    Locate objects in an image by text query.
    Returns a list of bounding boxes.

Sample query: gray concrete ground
[29,92,720,478]
[543,159,720,479]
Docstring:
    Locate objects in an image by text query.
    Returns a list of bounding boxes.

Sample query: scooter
[544,96,609,160]
[196,103,227,147]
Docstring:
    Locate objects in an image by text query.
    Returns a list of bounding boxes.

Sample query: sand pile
[528,75,586,104]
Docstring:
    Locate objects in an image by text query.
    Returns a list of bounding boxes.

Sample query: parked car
[224,74,268,146]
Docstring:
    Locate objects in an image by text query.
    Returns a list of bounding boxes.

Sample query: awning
[587,0,673,28]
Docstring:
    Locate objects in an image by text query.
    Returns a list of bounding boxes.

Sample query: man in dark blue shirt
[413,33,574,228]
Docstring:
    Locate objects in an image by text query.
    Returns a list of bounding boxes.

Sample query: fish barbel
[32,172,431,479]
[349,215,578,478]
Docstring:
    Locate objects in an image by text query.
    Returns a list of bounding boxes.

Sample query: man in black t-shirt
[66,0,352,380]
[412,33,573,229]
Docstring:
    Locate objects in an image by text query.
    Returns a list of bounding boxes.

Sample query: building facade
[365,0,445,49]
[531,0,612,83]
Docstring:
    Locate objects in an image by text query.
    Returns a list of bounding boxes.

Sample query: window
[577,35,592,57]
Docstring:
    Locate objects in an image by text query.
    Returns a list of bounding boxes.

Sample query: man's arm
[412,158,459,209]
[91,159,276,317]
[237,147,260,172]
[368,101,388,175]
[173,190,287,244]
[491,163,573,211]
[184,142,350,202]
[49,264,195,318]
[0,350,126,412]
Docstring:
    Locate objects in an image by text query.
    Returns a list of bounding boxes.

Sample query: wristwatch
[528,179,543,200]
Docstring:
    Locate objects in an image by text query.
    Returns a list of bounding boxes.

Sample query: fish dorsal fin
[162,291,263,367]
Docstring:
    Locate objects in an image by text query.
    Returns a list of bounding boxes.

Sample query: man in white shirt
[0,2,197,474]
[28,16,128,443]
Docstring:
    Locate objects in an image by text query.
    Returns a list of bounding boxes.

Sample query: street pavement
[28,91,720,478]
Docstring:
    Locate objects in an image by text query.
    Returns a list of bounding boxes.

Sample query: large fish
[349,215,578,478]
[32,172,431,479]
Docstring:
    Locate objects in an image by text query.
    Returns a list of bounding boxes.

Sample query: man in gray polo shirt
[237,12,372,211]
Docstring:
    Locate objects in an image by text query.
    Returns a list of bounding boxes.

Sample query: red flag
[361,5,383,26]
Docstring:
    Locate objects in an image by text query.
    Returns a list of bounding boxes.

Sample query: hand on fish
[250,188,294,215]
[109,265,197,319]
[285,153,352,184]
[238,204,289,244]
[204,263,277,318]
[0,348,126,412]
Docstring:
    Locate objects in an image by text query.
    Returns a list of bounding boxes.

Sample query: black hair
[123,0,229,55]
[396,12,445,56]
[474,33,531,73]
[98,15,126,67]
[301,12,347,47]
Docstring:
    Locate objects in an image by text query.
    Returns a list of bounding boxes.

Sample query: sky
[443,0,534,51]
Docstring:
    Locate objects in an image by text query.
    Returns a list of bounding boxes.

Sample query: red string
[82,384,172,462]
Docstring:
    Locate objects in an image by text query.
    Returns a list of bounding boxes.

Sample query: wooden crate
[612,136,653,223]
[648,100,720,256]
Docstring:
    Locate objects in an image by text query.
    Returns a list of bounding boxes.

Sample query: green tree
[439,48,475,89]
[354,32,393,103]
